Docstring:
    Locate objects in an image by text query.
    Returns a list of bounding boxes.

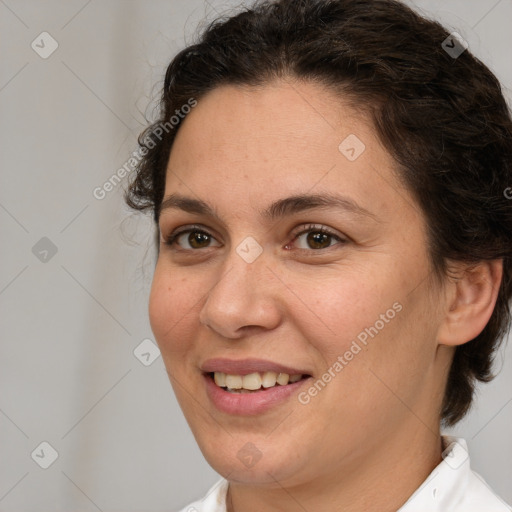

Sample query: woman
[126,0,512,510]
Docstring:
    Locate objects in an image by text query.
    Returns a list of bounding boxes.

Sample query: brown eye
[188,231,212,249]
[306,231,332,249]
[166,228,221,250]
[291,226,345,251]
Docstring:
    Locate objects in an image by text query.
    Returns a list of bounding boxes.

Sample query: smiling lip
[201,358,312,415]
[201,358,309,376]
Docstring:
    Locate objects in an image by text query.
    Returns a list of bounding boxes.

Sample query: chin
[197,434,310,487]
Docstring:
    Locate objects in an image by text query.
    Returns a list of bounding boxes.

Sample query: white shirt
[178,437,511,512]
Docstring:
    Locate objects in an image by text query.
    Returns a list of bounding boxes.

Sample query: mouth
[207,371,310,393]
[201,358,313,415]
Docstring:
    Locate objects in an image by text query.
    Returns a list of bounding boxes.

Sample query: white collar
[398,436,510,511]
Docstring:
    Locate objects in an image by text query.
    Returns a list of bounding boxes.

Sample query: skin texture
[149,79,502,512]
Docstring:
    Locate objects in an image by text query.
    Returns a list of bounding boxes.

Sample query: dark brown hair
[126,0,512,426]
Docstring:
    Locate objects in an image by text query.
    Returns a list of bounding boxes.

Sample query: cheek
[290,271,394,356]
[289,259,429,400]
[303,268,437,396]
[148,264,197,354]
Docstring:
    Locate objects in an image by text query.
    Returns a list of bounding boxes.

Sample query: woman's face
[149,80,450,486]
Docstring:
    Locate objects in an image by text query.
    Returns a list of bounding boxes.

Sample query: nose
[198,249,282,339]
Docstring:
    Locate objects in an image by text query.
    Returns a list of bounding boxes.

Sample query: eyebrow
[158,192,377,222]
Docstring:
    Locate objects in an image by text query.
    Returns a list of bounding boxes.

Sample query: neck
[226,423,443,512]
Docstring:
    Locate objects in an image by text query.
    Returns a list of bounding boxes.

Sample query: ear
[437,260,503,347]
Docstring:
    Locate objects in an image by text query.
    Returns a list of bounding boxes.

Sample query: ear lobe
[437,259,503,347]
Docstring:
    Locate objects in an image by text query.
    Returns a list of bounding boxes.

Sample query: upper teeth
[214,371,303,391]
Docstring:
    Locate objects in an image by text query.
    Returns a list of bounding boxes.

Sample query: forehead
[164,80,414,223]
[169,80,373,166]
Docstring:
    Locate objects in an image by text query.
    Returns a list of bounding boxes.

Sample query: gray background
[0,0,511,510]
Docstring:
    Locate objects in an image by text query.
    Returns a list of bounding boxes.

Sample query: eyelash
[162,223,347,252]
